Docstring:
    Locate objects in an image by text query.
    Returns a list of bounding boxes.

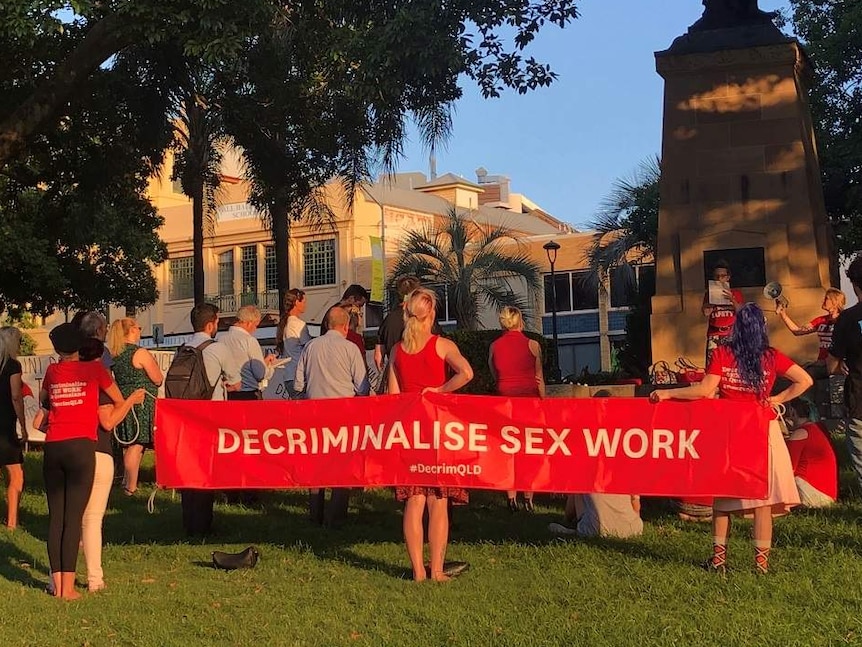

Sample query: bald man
[295,306,370,526]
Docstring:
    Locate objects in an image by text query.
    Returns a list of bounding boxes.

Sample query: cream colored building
[30,154,649,378]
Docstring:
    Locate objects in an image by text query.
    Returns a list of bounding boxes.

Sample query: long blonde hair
[107,318,137,357]
[0,326,22,374]
[402,288,437,353]
[498,306,524,331]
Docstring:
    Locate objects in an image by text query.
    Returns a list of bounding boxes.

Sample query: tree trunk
[273,198,291,317]
[0,12,133,165]
[192,180,206,305]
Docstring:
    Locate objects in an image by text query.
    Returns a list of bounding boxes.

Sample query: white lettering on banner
[582,428,700,459]
[215,422,701,459]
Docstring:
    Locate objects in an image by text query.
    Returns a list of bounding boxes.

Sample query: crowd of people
[0,255,861,595]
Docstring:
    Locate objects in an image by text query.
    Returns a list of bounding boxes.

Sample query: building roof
[416,173,483,191]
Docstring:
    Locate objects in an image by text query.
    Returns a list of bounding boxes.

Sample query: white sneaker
[548,522,578,536]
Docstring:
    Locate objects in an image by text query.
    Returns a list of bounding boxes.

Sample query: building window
[241,245,258,294]
[218,251,234,296]
[168,256,194,301]
[303,239,336,287]
[265,246,278,292]
[544,271,598,314]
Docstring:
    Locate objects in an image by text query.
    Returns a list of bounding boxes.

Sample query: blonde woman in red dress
[489,306,544,512]
[388,288,474,581]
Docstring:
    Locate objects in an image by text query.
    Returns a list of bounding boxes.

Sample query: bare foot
[61,589,82,601]
[430,572,451,583]
[88,583,106,593]
[412,572,427,582]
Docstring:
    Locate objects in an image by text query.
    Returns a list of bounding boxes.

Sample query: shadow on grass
[0,537,48,590]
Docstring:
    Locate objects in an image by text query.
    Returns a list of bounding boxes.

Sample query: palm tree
[585,156,660,377]
[170,63,226,306]
[389,208,542,331]
[585,155,660,287]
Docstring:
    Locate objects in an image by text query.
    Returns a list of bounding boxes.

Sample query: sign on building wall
[216,202,262,222]
[370,235,384,302]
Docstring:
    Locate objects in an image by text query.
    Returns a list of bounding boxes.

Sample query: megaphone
[763,282,788,308]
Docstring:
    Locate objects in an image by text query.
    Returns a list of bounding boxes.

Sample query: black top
[0,359,22,428]
[95,390,114,455]
[377,308,442,357]
[829,302,862,418]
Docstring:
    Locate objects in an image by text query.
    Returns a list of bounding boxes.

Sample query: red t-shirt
[706,346,795,401]
[809,315,836,361]
[786,421,837,500]
[42,360,114,442]
[704,289,744,337]
[347,330,366,363]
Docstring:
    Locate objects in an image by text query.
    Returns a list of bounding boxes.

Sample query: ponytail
[401,288,436,353]
[107,318,135,357]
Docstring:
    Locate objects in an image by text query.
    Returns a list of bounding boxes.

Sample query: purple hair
[729,303,773,397]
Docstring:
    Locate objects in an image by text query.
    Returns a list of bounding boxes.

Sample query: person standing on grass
[107,318,163,496]
[488,306,544,513]
[828,254,862,491]
[40,323,125,600]
[652,303,812,574]
[295,306,370,527]
[275,289,312,400]
[0,327,26,529]
[37,339,145,593]
[388,288,473,582]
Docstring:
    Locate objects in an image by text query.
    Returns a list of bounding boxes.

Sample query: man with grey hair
[295,305,370,526]
[220,305,275,401]
[73,311,112,369]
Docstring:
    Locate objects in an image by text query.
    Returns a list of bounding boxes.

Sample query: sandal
[123,487,137,497]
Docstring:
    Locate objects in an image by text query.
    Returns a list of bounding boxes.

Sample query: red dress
[491,331,540,397]
[787,421,838,501]
[392,335,468,504]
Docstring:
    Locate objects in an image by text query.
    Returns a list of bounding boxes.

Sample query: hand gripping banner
[154,393,770,498]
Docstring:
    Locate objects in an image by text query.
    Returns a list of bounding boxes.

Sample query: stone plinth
[650,41,838,367]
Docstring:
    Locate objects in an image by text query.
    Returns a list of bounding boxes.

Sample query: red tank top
[491,331,539,396]
[392,335,447,393]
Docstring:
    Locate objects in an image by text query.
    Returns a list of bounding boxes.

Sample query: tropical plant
[585,156,660,285]
[584,156,661,378]
[389,208,542,331]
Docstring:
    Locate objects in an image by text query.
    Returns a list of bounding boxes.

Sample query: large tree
[220,0,579,315]
[0,62,169,313]
[789,0,862,257]
[389,208,542,331]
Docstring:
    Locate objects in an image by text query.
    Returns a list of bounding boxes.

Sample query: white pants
[82,452,113,589]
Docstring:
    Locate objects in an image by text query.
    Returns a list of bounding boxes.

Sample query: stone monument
[650,0,838,367]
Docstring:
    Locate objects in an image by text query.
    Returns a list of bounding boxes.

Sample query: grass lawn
[2,451,862,647]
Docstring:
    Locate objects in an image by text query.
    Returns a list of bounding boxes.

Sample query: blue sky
[394,0,790,229]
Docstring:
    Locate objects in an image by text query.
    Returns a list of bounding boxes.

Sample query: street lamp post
[543,240,562,383]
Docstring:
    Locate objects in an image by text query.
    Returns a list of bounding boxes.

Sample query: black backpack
[164,339,216,400]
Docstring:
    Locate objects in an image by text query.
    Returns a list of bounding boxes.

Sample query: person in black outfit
[828,254,862,490]
[0,326,26,529]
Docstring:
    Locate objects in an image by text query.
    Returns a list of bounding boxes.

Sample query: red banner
[153,393,770,498]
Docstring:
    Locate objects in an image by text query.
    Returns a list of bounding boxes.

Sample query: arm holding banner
[650,374,719,402]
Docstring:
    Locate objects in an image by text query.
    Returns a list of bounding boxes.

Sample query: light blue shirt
[220,325,274,392]
[185,332,238,401]
[294,330,369,399]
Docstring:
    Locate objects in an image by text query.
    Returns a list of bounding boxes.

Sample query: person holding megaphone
[775,287,845,379]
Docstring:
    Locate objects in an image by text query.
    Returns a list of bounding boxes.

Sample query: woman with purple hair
[651,303,812,574]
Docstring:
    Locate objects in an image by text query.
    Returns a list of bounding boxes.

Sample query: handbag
[675,357,705,384]
[649,360,677,385]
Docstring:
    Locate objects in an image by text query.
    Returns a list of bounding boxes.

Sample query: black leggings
[43,438,95,573]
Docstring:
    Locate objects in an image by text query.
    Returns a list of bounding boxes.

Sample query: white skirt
[714,420,800,517]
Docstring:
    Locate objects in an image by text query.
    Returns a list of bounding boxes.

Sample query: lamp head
[543,240,561,264]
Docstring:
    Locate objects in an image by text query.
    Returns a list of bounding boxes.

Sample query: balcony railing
[205,291,280,314]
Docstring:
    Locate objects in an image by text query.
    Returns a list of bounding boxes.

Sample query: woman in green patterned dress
[107,319,162,495]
